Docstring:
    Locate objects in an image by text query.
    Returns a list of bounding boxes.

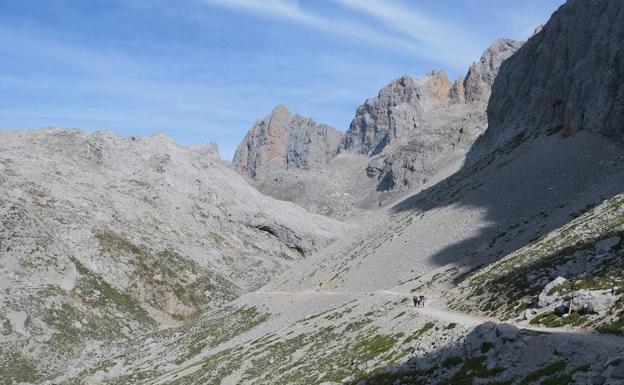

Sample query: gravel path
[257,288,624,347]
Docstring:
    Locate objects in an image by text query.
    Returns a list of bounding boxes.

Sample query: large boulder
[538,277,568,308]
[569,290,618,314]
[465,322,519,357]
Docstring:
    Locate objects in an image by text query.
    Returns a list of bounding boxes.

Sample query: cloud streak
[202,0,480,70]
[334,0,481,68]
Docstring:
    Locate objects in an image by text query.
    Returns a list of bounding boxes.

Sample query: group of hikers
[412,295,426,307]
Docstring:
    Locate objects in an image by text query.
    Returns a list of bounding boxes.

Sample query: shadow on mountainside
[390,130,624,270]
[345,320,624,385]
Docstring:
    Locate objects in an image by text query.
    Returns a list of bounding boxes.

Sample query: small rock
[554,303,569,316]
[523,308,537,320]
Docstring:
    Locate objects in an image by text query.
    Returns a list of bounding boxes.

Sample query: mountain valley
[3,1,624,384]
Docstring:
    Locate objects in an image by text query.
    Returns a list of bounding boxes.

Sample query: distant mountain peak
[233,106,343,179]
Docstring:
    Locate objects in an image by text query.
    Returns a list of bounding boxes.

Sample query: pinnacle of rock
[232,105,343,179]
[460,39,524,104]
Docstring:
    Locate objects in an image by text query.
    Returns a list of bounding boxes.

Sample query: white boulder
[538,276,568,308]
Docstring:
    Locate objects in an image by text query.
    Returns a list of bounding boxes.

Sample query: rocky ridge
[343,39,523,193]
[232,39,522,219]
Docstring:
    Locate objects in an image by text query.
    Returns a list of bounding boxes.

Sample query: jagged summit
[453,38,524,104]
[232,105,343,179]
[340,70,453,156]
[342,39,522,158]
[336,38,522,194]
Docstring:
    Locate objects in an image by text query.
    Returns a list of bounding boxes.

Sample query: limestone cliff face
[481,0,624,151]
[233,105,343,179]
[343,39,522,192]
[453,39,524,104]
[340,71,452,156]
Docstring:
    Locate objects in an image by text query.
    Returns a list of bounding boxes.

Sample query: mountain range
[3,1,624,384]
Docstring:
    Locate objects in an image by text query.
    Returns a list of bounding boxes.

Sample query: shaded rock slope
[0,128,347,379]
[477,0,624,153]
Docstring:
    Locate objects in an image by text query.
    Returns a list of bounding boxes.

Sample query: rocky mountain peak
[341,39,521,158]
[340,71,453,156]
[189,142,221,161]
[452,39,524,104]
[233,105,343,179]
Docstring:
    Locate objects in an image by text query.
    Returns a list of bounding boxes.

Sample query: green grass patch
[404,322,435,344]
[442,356,464,368]
[520,361,567,385]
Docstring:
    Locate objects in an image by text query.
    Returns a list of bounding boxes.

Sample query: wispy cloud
[202,0,479,70]
[334,0,481,68]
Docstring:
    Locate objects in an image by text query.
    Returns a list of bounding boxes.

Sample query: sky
[0,0,565,161]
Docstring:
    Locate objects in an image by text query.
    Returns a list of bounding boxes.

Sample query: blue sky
[0,0,565,160]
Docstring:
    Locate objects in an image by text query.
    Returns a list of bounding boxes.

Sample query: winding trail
[257,288,624,348]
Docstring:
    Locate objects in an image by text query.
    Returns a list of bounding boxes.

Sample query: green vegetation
[444,322,457,330]
[95,229,239,319]
[181,305,269,360]
[442,356,464,368]
[404,322,435,344]
[596,315,624,335]
[529,312,588,328]
[0,350,41,383]
[443,355,504,384]
[72,256,156,326]
[480,341,494,353]
[392,311,406,319]
[519,361,566,385]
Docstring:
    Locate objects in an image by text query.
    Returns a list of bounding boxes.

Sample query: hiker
[412,295,420,307]
[419,295,426,307]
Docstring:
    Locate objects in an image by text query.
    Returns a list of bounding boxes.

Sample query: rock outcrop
[480,0,624,151]
[233,105,343,179]
[452,39,524,104]
[340,71,453,156]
